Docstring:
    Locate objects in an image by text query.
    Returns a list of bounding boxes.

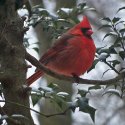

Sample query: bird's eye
[81,28,93,37]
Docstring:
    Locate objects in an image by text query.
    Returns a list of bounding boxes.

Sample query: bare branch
[26,52,125,85]
[0,99,70,118]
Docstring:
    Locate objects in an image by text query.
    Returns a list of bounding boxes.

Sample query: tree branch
[26,52,125,85]
[0,99,69,118]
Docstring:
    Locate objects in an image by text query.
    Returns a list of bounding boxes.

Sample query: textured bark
[0,0,34,125]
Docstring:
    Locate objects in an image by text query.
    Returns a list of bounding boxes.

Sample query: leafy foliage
[31,83,97,122]
[31,83,69,108]
[77,97,96,122]
[93,11,125,99]
[28,3,95,39]
[95,15,125,73]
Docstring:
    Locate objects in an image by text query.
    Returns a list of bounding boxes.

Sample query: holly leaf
[109,47,117,54]
[57,9,69,18]
[88,85,101,91]
[99,24,112,30]
[32,47,39,53]
[57,92,69,100]
[77,97,96,122]
[31,93,42,106]
[117,6,125,13]
[112,17,121,24]
[52,94,67,108]
[102,89,121,97]
[114,37,122,45]
[119,51,125,60]
[101,17,111,22]
[78,89,88,97]
[48,83,59,90]
[102,32,117,41]
[119,28,125,33]
[112,60,120,67]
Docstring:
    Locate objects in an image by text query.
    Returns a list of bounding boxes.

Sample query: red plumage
[27,16,96,86]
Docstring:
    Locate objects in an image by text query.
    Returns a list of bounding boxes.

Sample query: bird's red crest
[67,16,92,35]
[80,16,92,29]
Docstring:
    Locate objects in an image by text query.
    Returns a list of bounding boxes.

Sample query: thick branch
[26,52,125,85]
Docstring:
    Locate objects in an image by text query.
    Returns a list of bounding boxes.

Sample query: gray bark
[0,0,34,124]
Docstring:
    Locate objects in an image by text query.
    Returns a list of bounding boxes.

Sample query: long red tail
[26,70,44,86]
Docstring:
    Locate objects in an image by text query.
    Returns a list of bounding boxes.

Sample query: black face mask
[81,28,92,38]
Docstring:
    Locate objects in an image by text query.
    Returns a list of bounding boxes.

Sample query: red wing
[39,34,74,65]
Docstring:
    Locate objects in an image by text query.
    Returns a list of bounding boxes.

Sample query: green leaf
[115,21,125,26]
[40,10,49,16]
[114,37,121,45]
[32,47,39,53]
[78,2,86,9]
[102,89,121,97]
[78,89,88,97]
[102,32,117,41]
[87,59,99,72]
[117,7,125,13]
[101,17,111,22]
[112,17,121,24]
[99,24,112,30]
[53,94,67,108]
[111,60,120,67]
[88,85,101,91]
[119,28,125,33]
[109,47,117,54]
[57,92,69,100]
[77,97,96,122]
[113,43,121,47]
[57,9,69,18]
[119,51,125,60]
[96,46,107,53]
[31,93,42,106]
[98,46,117,55]
[48,83,59,90]
[98,49,109,54]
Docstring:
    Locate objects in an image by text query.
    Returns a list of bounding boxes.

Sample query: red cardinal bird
[27,16,96,86]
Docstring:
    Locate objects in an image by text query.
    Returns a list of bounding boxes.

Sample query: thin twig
[0,100,70,118]
[103,60,120,74]
[0,100,46,117]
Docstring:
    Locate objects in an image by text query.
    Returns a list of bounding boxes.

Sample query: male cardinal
[27,16,96,86]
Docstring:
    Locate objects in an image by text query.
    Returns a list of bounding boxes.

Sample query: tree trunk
[0,0,34,125]
[29,1,76,125]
